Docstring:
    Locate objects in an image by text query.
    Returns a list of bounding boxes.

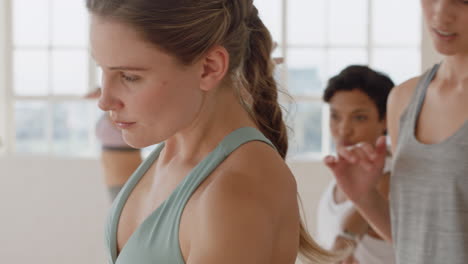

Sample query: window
[1,0,422,159]
[255,0,421,159]
[6,0,100,157]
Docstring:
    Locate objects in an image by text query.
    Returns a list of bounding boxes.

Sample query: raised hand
[324,136,387,205]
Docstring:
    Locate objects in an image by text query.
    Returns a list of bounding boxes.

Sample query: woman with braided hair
[87,0,342,263]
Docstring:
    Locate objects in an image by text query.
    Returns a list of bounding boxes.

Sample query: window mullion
[367,0,374,65]
[280,0,288,97]
[321,0,331,155]
[47,0,54,155]
[1,0,14,154]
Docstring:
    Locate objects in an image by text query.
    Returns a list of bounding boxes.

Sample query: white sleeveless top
[316,156,395,264]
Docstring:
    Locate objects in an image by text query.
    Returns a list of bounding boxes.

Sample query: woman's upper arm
[186,171,295,264]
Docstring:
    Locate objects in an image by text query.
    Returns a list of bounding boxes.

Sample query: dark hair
[323,65,395,120]
[86,0,342,262]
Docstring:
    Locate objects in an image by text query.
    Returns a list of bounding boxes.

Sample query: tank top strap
[397,64,440,146]
[107,143,164,262]
[115,144,164,201]
[219,126,276,155]
[168,127,276,212]
[406,64,440,128]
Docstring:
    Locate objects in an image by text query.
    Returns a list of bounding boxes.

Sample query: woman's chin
[124,136,166,149]
[121,137,148,149]
[432,42,467,57]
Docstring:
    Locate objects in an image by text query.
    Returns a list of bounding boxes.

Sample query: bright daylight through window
[4,0,421,159]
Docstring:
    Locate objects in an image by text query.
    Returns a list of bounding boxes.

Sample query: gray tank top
[391,64,468,264]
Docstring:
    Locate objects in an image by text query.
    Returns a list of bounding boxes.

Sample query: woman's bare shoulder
[387,76,422,150]
[204,140,298,214]
[388,76,421,112]
[184,141,299,263]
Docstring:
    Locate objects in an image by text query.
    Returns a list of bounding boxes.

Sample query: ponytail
[241,7,288,158]
[240,5,348,263]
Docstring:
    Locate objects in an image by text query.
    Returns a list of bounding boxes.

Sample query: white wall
[0,156,331,264]
[289,160,333,235]
[0,157,108,264]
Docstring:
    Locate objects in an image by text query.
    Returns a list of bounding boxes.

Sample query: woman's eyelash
[121,73,139,82]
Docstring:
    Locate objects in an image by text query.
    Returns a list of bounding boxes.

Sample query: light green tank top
[105,127,275,264]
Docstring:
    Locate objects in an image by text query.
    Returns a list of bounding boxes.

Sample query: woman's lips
[114,121,136,129]
[433,28,457,41]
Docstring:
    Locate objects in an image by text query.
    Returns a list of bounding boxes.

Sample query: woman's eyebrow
[108,66,150,71]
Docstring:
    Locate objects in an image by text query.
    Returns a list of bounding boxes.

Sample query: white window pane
[52,50,89,95]
[288,0,326,46]
[274,63,286,91]
[372,48,421,85]
[15,101,49,154]
[272,42,285,81]
[52,0,89,47]
[52,102,98,157]
[287,48,326,95]
[254,0,282,44]
[328,48,368,78]
[329,0,367,46]
[14,50,49,96]
[373,0,421,46]
[13,0,49,47]
[272,43,283,58]
[286,102,323,156]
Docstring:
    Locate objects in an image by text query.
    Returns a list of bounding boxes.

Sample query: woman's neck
[159,88,257,165]
[439,54,468,90]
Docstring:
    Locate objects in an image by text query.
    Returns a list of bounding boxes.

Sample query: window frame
[0,0,12,155]
[2,0,99,157]
[0,0,432,160]
[277,0,422,161]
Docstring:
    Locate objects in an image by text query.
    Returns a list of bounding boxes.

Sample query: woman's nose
[432,0,456,26]
[98,77,124,112]
[338,120,353,136]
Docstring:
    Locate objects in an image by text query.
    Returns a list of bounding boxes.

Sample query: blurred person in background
[317,65,395,264]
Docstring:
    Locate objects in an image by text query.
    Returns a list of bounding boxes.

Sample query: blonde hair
[87,0,348,262]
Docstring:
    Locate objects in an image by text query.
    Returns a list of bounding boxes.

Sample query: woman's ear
[199,46,229,92]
